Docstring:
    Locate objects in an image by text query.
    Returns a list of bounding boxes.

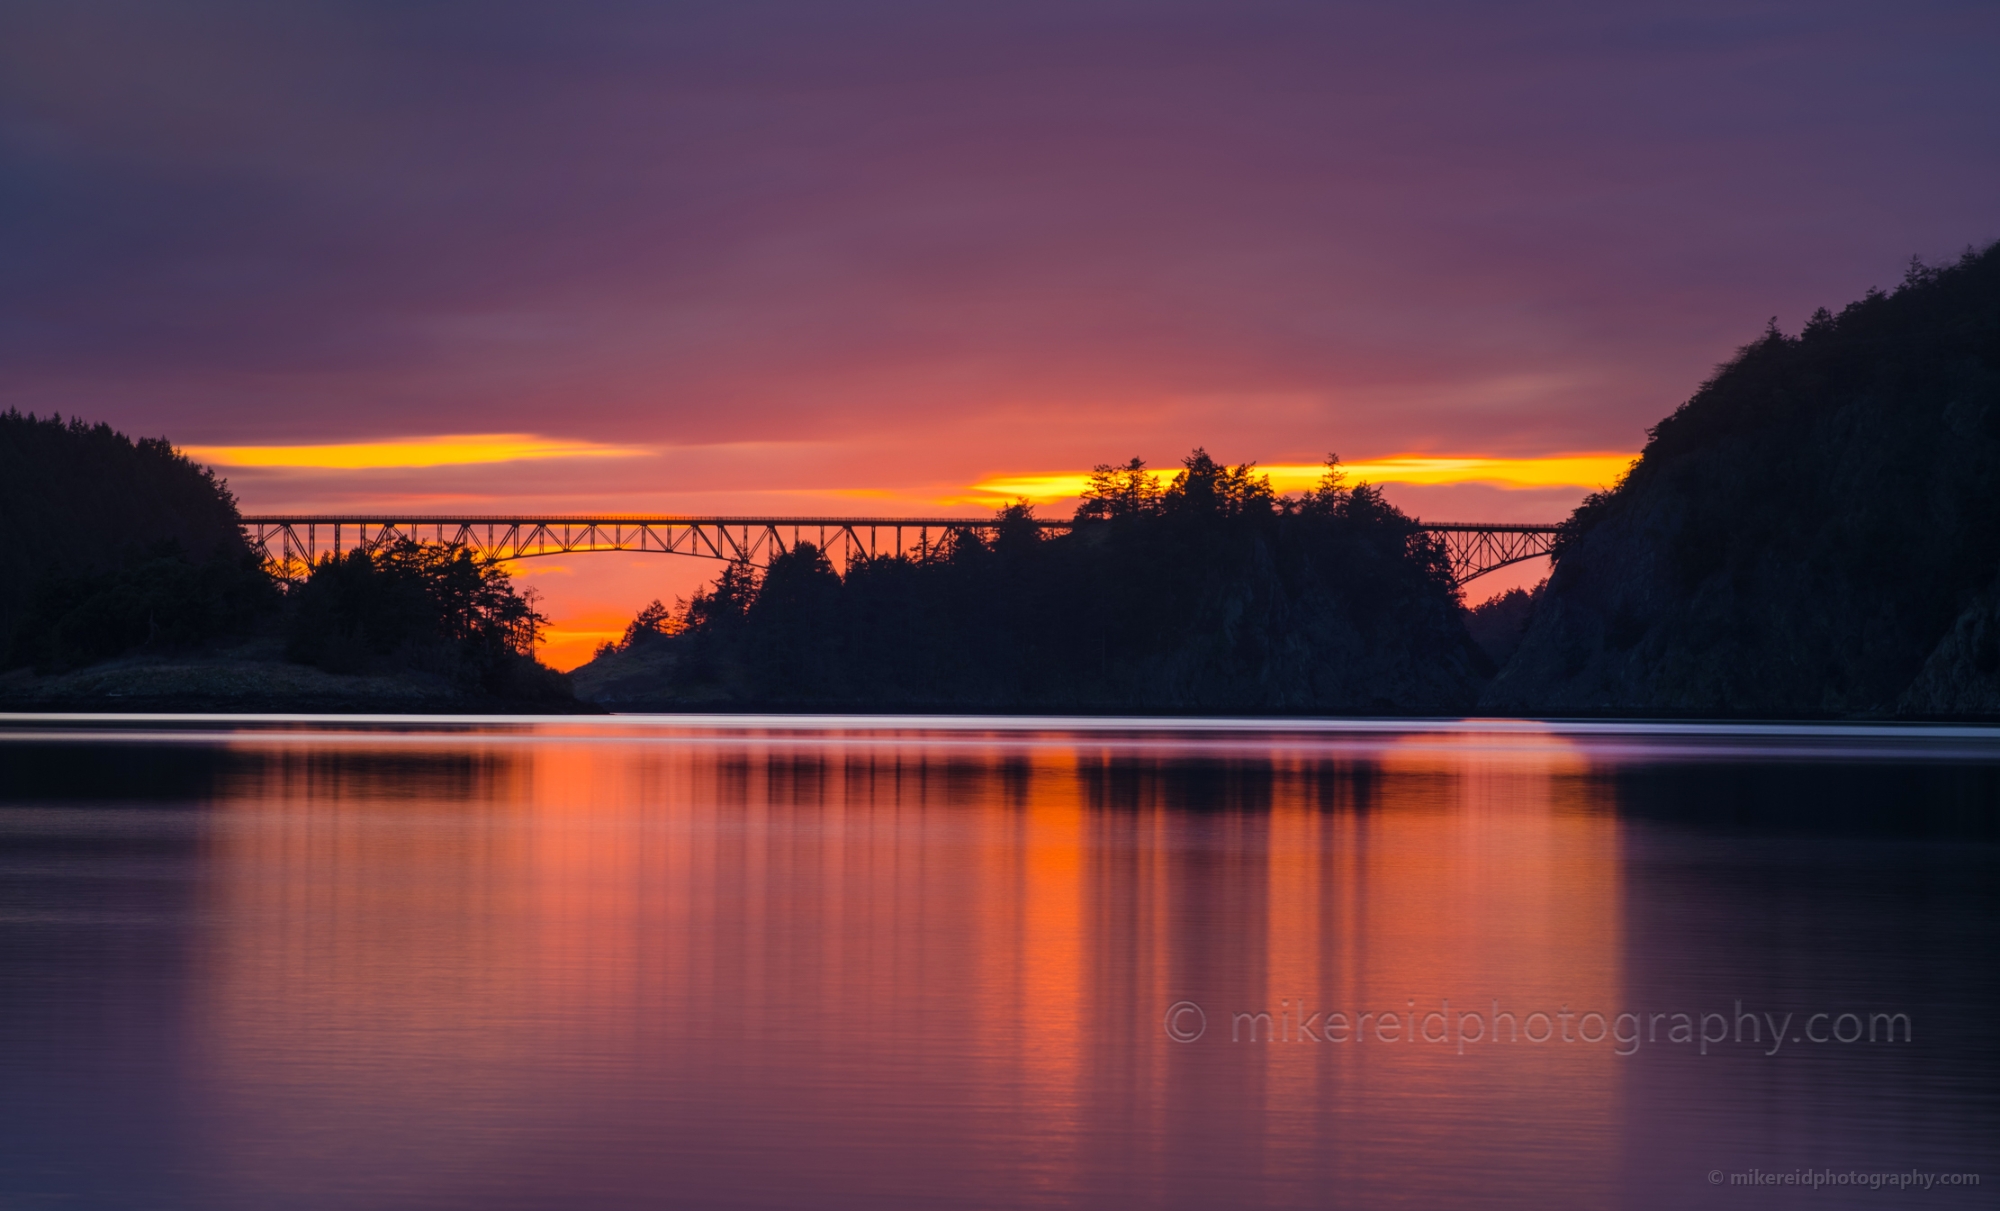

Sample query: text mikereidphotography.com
[1162,999,1912,1056]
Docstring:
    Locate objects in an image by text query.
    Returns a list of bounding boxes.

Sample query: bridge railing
[242,514,1560,587]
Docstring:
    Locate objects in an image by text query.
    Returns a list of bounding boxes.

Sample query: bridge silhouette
[243,514,1559,587]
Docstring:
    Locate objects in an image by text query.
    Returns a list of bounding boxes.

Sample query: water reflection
[0,719,1993,1209]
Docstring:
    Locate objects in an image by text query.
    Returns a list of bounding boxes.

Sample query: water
[1,715,1994,1209]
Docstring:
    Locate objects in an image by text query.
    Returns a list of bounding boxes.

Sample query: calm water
[1,715,1995,1209]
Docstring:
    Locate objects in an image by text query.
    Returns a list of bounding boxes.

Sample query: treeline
[0,411,271,669]
[284,539,565,698]
[585,451,1489,711]
[1,411,563,700]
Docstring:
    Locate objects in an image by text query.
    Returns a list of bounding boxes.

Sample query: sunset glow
[181,434,651,470]
[971,453,1636,503]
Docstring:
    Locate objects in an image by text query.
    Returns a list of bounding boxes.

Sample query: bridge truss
[1420,522,1560,586]
[242,515,1559,588]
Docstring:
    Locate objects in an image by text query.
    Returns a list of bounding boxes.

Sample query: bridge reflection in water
[243,514,1559,588]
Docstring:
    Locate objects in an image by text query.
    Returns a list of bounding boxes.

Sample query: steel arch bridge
[242,514,1559,588]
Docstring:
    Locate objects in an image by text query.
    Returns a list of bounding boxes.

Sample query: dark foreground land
[7,244,1999,717]
[0,642,602,714]
[0,412,578,713]
[1486,246,2000,716]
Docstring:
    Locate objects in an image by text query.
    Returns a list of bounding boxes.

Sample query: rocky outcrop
[1899,572,2000,715]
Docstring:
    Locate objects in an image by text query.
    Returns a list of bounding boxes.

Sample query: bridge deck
[240,514,1559,587]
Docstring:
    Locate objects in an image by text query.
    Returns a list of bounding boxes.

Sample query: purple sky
[7,0,1995,453]
[5,0,1996,657]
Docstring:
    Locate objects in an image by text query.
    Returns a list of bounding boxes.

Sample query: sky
[4,0,1997,665]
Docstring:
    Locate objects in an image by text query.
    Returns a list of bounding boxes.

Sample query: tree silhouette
[592,448,1486,711]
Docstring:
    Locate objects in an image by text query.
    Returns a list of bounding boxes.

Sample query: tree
[991,500,1044,557]
[746,542,844,696]
[1076,458,1162,521]
[1295,454,1349,516]
[679,559,760,632]
[285,539,549,690]
[1161,447,1275,519]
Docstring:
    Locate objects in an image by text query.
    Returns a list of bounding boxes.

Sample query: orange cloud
[970,452,1634,502]
[182,433,651,470]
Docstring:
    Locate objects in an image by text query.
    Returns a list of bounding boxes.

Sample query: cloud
[4,0,1993,474]
[1334,454,1635,489]
[970,452,1635,503]
[181,434,651,470]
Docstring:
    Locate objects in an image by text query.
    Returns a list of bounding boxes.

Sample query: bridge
[241,514,1559,588]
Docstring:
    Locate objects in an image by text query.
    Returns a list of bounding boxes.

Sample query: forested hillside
[0,412,571,705]
[0,411,270,670]
[1487,244,2000,714]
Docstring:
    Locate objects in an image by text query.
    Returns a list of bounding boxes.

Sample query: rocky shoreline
[0,639,601,715]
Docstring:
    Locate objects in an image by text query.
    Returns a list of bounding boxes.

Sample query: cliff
[1486,245,2000,716]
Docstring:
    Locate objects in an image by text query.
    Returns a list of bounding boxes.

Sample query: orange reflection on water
[189,724,1624,1207]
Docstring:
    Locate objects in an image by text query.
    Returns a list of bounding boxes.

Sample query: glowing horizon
[179,439,1634,505]
[182,434,652,470]
[189,441,1618,668]
[970,452,1635,503]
